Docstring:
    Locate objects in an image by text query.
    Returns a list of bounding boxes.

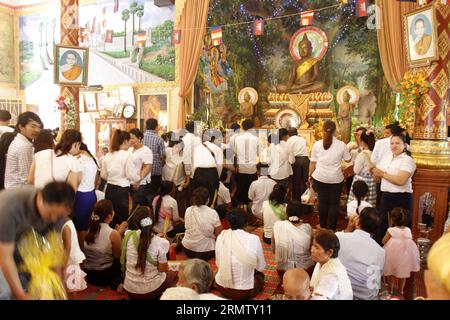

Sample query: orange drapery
[177,0,210,128]
[376,0,417,91]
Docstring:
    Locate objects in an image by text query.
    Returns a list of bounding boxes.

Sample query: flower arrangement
[55,95,76,130]
[398,71,430,128]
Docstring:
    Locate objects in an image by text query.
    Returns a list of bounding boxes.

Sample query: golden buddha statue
[240,92,255,119]
[277,34,325,94]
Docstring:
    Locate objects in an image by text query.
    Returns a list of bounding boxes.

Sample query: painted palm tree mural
[79,0,175,83]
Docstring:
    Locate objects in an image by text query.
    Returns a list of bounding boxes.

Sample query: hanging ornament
[357,0,369,17]
[253,19,264,36]
[300,11,314,26]
[211,26,223,46]
[172,29,181,45]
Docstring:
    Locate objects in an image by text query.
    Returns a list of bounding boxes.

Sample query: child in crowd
[217,171,232,209]
[346,181,372,218]
[382,207,420,296]
[152,181,185,238]
[62,218,87,299]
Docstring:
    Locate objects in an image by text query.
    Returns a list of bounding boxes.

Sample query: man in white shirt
[181,121,202,178]
[287,127,309,201]
[371,123,402,208]
[177,258,225,300]
[268,128,295,188]
[233,119,260,205]
[336,207,385,300]
[248,163,277,220]
[192,130,223,206]
[4,112,42,189]
[0,110,14,140]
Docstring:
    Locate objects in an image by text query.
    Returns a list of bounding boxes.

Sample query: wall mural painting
[19,10,60,89]
[0,12,15,84]
[194,0,390,130]
[79,0,175,85]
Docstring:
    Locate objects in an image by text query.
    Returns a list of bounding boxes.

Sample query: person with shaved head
[270,268,311,300]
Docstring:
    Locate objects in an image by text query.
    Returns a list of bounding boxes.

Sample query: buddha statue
[240,92,255,119]
[337,90,354,144]
[277,34,325,94]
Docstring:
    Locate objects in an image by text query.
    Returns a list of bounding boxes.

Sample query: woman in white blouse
[182,187,223,261]
[28,129,81,191]
[272,200,313,277]
[215,208,266,299]
[308,121,351,230]
[310,230,353,300]
[121,206,177,300]
[73,143,99,247]
[262,184,288,244]
[347,131,377,208]
[101,129,131,227]
[127,128,153,208]
[162,133,190,217]
[371,133,416,244]
[152,180,184,238]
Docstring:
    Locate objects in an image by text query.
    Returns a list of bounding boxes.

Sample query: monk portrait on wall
[60,51,83,82]
[412,18,432,56]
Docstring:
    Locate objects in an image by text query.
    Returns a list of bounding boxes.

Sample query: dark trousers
[375,183,382,210]
[313,179,343,230]
[131,184,151,209]
[166,224,186,238]
[193,168,219,206]
[236,173,258,205]
[105,184,130,226]
[182,245,215,261]
[214,270,264,300]
[376,192,413,245]
[148,175,162,203]
[292,156,310,201]
[84,260,123,290]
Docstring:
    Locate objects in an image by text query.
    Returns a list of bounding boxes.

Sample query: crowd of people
[0,108,445,301]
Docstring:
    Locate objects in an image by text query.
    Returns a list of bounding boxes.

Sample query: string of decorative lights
[179,3,343,31]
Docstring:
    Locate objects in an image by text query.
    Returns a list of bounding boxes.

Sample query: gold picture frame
[137,92,169,130]
[54,44,89,87]
[404,4,439,67]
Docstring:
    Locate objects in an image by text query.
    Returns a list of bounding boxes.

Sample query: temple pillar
[409,1,450,243]
[60,0,80,130]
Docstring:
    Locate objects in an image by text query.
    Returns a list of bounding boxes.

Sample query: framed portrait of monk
[138,93,168,130]
[54,44,89,86]
[404,5,438,67]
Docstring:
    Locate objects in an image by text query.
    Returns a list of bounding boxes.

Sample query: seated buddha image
[277,34,325,94]
[240,92,255,119]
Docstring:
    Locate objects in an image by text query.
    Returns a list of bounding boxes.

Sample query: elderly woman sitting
[310,230,353,300]
[214,208,266,300]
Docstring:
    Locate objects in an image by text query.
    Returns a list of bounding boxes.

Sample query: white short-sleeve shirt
[123,231,169,294]
[34,150,82,189]
[217,182,231,205]
[311,137,351,184]
[182,205,221,252]
[378,153,416,193]
[153,194,180,234]
[129,146,153,185]
[77,154,98,192]
[346,200,372,217]
[215,229,266,290]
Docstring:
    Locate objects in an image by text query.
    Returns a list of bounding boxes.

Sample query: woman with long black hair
[152,180,184,238]
[101,129,131,226]
[121,206,177,300]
